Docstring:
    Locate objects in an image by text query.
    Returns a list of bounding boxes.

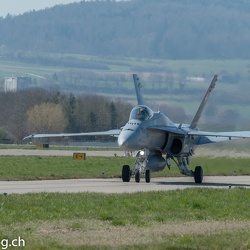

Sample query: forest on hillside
[1,0,250,144]
[0,0,250,59]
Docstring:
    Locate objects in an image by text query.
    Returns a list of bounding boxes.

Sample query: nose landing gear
[122,150,152,183]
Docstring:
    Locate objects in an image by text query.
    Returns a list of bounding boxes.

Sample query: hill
[1,0,250,59]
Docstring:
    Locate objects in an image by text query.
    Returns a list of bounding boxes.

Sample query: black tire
[122,165,130,182]
[145,169,151,183]
[194,166,203,183]
[135,170,140,183]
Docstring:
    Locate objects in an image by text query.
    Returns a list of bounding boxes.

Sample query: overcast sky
[0,0,82,17]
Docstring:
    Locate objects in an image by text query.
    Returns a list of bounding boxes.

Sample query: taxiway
[0,176,249,194]
[0,149,249,194]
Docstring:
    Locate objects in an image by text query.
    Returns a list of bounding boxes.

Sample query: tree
[26,103,68,134]
[110,101,118,129]
[89,111,97,129]
[0,127,9,143]
[67,93,77,132]
[1,0,250,59]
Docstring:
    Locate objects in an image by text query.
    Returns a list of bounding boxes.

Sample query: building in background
[4,76,32,92]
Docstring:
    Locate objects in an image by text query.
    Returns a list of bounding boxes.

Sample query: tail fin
[190,75,218,129]
[133,74,145,105]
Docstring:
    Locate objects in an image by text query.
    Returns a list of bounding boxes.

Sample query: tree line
[0,89,132,144]
[1,0,250,59]
[0,86,247,144]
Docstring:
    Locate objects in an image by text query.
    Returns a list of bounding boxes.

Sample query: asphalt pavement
[0,149,249,194]
[0,176,249,194]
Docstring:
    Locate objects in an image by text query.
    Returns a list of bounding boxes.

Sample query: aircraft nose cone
[118,137,129,149]
[118,126,141,151]
[118,130,140,151]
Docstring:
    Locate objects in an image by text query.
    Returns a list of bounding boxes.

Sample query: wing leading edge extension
[189,130,250,144]
[148,125,250,145]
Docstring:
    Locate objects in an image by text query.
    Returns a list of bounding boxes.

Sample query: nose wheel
[134,169,151,183]
[135,170,140,183]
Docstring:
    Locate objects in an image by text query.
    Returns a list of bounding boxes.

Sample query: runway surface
[0,176,249,194]
[0,149,249,194]
[0,149,124,157]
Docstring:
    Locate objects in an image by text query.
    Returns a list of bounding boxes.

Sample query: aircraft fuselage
[118,118,166,151]
[118,105,198,157]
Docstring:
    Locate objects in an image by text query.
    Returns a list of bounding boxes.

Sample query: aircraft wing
[23,129,121,140]
[148,125,250,144]
[189,130,250,144]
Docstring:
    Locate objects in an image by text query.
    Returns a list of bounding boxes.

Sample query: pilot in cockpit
[130,106,153,120]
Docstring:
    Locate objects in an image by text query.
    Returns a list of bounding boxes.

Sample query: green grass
[192,157,250,176]
[0,189,249,249]
[0,189,249,225]
[2,57,250,78]
[0,151,249,249]
[0,155,249,181]
[0,156,134,180]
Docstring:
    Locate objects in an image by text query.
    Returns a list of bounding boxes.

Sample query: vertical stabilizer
[133,74,145,105]
[190,75,218,129]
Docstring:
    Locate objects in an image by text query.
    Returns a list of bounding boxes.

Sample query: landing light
[140,150,145,156]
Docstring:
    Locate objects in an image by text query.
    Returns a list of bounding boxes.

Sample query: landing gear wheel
[145,170,151,183]
[122,165,130,182]
[194,166,203,183]
[135,170,140,183]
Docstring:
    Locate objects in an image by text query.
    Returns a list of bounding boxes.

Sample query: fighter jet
[24,74,250,183]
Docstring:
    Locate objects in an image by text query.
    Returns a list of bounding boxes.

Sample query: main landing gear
[172,156,203,183]
[194,166,203,183]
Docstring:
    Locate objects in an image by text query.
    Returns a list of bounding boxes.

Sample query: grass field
[0,189,249,249]
[1,57,250,77]
[2,56,250,123]
[0,155,250,181]
[0,148,249,249]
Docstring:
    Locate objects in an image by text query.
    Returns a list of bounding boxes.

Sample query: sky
[0,0,82,17]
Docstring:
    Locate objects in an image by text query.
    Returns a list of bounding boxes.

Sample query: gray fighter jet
[24,74,250,183]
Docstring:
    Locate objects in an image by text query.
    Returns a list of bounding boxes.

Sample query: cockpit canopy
[129,106,153,121]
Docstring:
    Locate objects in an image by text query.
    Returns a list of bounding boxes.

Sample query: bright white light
[140,150,145,156]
